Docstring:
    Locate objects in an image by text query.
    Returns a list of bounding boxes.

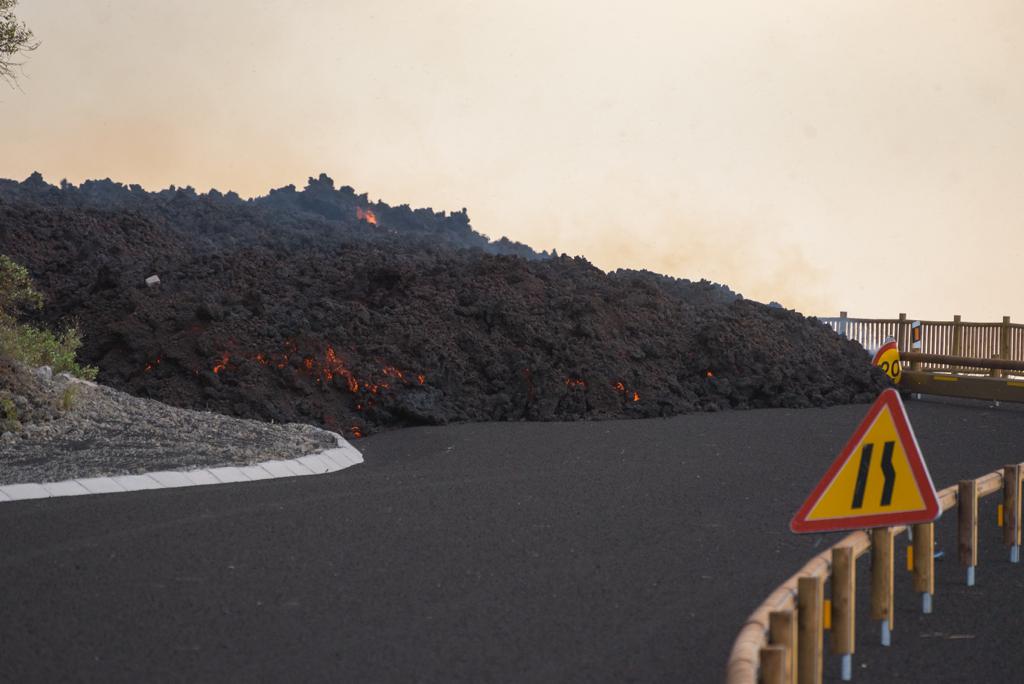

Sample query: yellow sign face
[872,341,902,385]
[791,389,940,533]
[805,405,923,520]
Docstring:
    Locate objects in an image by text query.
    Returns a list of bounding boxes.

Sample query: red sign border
[871,340,898,367]
[790,388,940,533]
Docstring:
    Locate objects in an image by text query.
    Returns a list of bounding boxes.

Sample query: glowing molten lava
[212,353,229,374]
[197,343,425,409]
[706,371,714,378]
[565,377,587,389]
[323,346,359,392]
[613,381,637,401]
[144,356,162,373]
[350,426,364,439]
[356,207,377,225]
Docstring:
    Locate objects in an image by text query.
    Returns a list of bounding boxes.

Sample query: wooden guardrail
[725,463,1024,684]
[899,352,1024,403]
[819,313,1024,369]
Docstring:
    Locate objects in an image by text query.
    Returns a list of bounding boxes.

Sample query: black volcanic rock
[0,173,888,438]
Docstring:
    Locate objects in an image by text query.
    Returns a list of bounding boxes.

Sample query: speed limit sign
[872,339,902,384]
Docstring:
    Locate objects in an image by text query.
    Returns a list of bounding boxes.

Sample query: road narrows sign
[790,389,940,534]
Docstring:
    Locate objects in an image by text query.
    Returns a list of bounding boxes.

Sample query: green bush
[0,253,41,313]
[0,395,19,432]
[59,384,80,411]
[0,255,97,380]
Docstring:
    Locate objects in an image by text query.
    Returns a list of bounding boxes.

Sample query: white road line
[0,432,363,504]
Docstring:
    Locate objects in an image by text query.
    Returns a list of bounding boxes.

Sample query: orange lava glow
[144,356,162,373]
[565,377,587,389]
[193,343,424,403]
[706,370,714,378]
[356,207,377,225]
[212,353,229,374]
[632,391,640,402]
[613,381,625,392]
[323,346,360,393]
[350,426,364,439]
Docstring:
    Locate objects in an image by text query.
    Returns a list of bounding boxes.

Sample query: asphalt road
[2,397,1023,683]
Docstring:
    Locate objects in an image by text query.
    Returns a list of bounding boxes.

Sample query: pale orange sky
[4,1,1023,322]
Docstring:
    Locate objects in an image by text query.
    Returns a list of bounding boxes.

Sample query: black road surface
[2,398,1023,683]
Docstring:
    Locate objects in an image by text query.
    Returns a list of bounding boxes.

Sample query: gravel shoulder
[0,370,339,485]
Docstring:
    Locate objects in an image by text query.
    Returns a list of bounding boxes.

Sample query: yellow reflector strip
[906,546,914,572]
[823,599,832,630]
[934,376,959,382]
[1008,381,1024,388]
[998,504,1004,527]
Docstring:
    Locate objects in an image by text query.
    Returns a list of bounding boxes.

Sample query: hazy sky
[4,1,1023,322]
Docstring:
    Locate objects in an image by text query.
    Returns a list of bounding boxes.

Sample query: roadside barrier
[725,462,1024,684]
[899,352,1024,404]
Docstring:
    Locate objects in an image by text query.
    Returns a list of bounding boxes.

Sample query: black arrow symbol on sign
[851,443,873,509]
[880,441,896,506]
[851,441,897,509]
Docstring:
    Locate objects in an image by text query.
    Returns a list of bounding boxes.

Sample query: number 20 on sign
[872,339,902,384]
[791,389,940,533]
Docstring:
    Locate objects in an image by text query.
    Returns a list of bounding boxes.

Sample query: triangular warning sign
[791,389,940,533]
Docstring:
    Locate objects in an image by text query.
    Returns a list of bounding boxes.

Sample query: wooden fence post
[912,522,935,612]
[1004,464,1022,563]
[797,576,823,684]
[959,480,978,585]
[897,313,907,351]
[951,315,962,358]
[1000,316,1012,361]
[760,645,787,684]
[770,609,798,684]
[871,528,894,645]
[830,546,855,680]
[838,311,848,338]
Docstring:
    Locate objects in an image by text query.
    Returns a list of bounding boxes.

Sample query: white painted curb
[0,432,363,504]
